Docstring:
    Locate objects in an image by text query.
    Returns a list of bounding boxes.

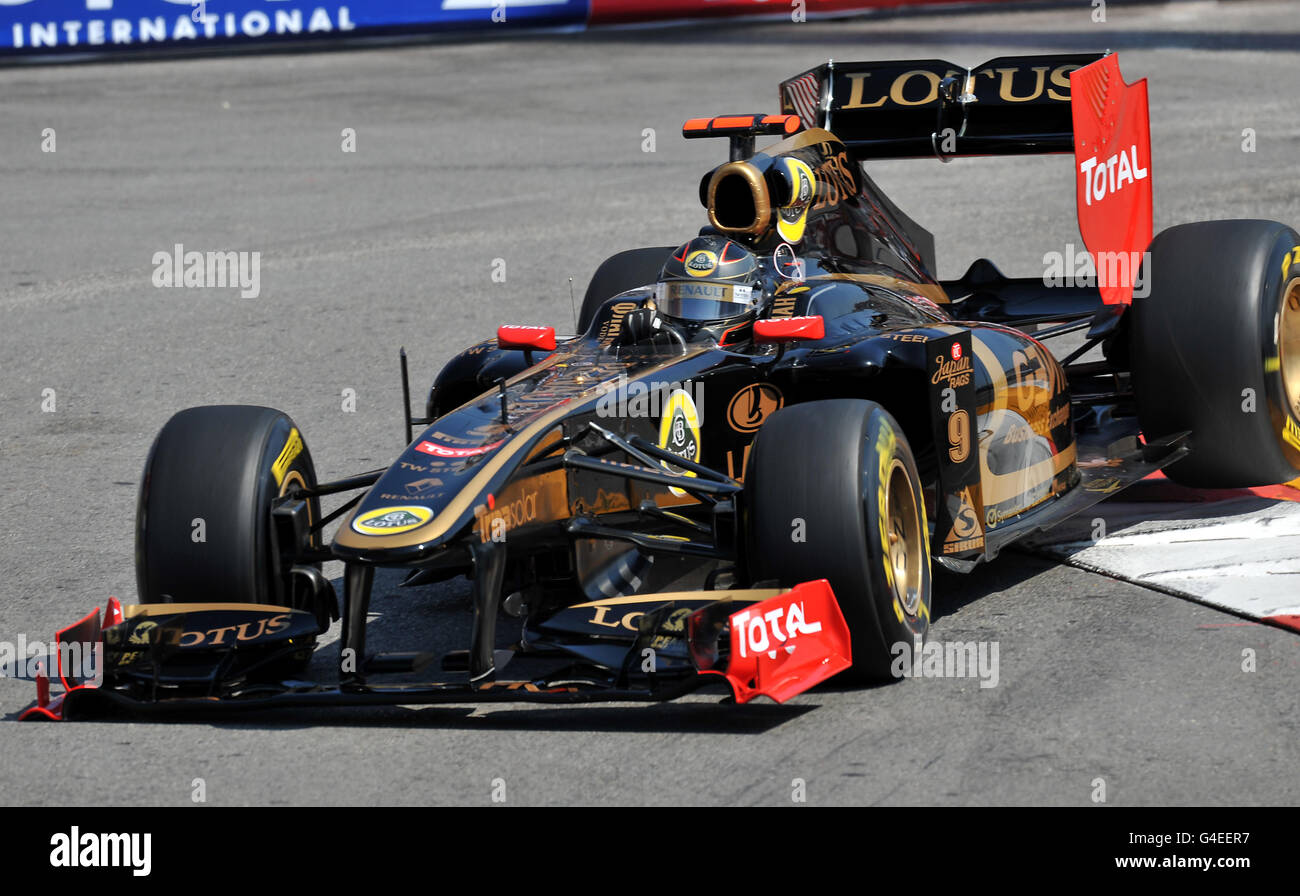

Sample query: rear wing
[779,52,1153,305]
[780,53,1104,161]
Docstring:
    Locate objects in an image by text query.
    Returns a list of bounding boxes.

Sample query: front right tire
[135,405,320,608]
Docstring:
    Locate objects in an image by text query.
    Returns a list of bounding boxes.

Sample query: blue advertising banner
[0,0,589,55]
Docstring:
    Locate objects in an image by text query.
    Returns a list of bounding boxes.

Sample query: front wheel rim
[884,458,923,618]
[1279,277,1300,421]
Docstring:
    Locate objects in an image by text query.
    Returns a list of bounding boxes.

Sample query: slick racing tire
[1131,220,1300,487]
[578,246,675,333]
[136,405,321,609]
[745,399,931,682]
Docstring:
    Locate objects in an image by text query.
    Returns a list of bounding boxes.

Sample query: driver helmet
[654,236,763,324]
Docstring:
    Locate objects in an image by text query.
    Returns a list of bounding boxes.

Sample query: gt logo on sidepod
[352,506,433,535]
[731,601,823,659]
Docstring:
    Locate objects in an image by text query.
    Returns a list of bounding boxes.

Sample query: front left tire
[744,398,931,681]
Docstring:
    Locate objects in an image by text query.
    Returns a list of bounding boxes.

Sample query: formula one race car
[22,52,1300,719]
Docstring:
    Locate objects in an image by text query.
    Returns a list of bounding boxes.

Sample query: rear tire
[745,399,931,682]
[136,405,320,608]
[578,246,674,332]
[1131,219,1300,487]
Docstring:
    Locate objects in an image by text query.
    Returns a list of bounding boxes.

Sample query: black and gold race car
[22,52,1300,719]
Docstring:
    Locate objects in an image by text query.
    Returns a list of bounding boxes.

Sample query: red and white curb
[1024,477,1300,633]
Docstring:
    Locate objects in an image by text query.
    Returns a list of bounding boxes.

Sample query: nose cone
[333,428,509,553]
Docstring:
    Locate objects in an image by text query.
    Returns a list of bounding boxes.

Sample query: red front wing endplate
[706,579,852,703]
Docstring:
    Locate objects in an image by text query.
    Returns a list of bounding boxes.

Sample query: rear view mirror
[497,325,557,352]
[753,316,824,344]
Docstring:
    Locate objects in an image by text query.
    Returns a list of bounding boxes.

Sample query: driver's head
[654,236,762,325]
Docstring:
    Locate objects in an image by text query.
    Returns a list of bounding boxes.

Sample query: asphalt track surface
[2,1,1299,806]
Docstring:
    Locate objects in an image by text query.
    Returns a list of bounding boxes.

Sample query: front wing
[18,581,851,721]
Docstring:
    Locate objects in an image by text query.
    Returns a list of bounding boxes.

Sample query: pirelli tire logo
[1284,415,1300,452]
[271,427,304,487]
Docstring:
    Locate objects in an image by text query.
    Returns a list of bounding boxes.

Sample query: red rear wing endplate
[1070,54,1154,306]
